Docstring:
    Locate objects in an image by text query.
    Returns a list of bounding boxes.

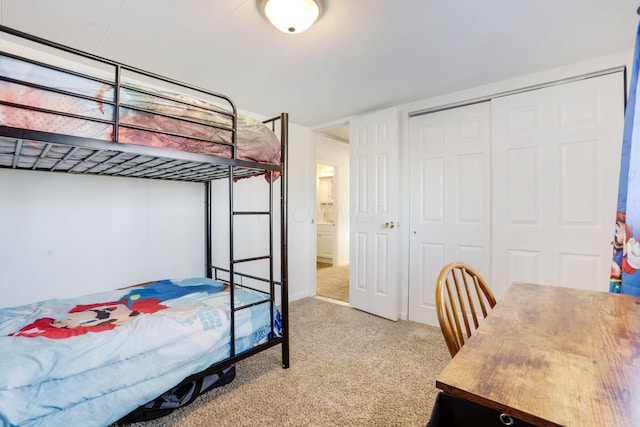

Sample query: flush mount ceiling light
[259,0,325,34]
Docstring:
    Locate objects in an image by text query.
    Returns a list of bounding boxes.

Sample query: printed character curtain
[611,21,640,295]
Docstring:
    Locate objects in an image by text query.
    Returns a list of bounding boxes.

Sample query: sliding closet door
[491,72,624,296]
[408,102,491,325]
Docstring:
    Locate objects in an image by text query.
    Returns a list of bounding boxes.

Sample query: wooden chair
[435,262,497,357]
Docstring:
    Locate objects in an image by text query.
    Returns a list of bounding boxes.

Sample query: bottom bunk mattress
[0,278,281,427]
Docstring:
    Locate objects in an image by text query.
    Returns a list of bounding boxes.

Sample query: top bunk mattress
[0,50,281,168]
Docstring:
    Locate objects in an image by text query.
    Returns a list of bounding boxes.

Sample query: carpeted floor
[129,297,450,427]
[316,263,349,303]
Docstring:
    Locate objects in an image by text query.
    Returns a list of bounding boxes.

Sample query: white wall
[315,134,350,266]
[0,169,205,307]
[394,47,634,320]
[287,122,316,300]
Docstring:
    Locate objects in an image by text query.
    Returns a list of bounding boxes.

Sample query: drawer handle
[499,413,514,426]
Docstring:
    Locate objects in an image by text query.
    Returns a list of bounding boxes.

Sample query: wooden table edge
[435,380,563,427]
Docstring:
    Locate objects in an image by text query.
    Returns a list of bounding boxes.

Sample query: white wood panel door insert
[408,102,492,325]
[491,72,624,296]
[350,107,400,321]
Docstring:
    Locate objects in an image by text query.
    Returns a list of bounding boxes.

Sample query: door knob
[384,221,399,229]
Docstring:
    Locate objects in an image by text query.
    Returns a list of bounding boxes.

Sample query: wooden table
[435,282,640,426]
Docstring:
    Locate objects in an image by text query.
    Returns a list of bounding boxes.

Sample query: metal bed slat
[32,143,53,170]
[50,146,80,171]
[70,149,106,172]
[98,154,157,175]
[0,136,276,182]
[160,167,216,181]
[83,151,128,174]
[130,160,200,178]
[0,126,282,172]
[11,139,22,168]
[118,159,188,178]
[114,154,155,170]
[120,164,188,179]
[156,169,212,181]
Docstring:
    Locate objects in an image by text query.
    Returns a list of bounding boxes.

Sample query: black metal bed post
[268,147,276,343]
[227,102,238,359]
[228,164,236,359]
[205,181,212,279]
[280,113,290,369]
[114,64,121,142]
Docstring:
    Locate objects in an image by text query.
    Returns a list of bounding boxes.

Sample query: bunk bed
[0,25,289,427]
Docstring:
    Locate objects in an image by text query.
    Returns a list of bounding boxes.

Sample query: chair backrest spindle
[435,262,497,357]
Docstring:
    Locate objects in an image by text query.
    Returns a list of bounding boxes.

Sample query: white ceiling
[0,0,638,129]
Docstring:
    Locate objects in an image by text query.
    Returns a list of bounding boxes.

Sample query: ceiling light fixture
[259,0,325,34]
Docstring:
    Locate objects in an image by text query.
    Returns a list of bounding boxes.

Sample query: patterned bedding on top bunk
[0,278,281,427]
[0,54,281,164]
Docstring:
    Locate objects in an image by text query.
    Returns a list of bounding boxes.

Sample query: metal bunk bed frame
[0,24,290,407]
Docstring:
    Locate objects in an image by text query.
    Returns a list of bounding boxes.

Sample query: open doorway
[315,126,349,304]
[316,164,348,302]
[316,261,349,302]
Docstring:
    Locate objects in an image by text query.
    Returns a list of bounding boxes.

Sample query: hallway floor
[316,263,349,303]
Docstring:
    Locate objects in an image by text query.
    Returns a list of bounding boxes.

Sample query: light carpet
[316,263,349,303]
[129,297,450,427]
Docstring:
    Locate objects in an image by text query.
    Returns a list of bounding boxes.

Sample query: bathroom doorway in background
[315,126,350,304]
[316,164,348,303]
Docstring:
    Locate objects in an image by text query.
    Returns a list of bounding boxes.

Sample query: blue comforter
[0,278,280,427]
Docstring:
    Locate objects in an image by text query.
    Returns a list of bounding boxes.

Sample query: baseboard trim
[314,295,350,306]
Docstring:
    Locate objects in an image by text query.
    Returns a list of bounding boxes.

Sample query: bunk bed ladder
[230,113,288,368]
[228,167,275,359]
[203,114,289,370]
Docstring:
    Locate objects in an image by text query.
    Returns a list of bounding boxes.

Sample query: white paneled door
[408,102,492,325]
[491,73,624,295]
[349,107,400,321]
[407,72,623,326]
